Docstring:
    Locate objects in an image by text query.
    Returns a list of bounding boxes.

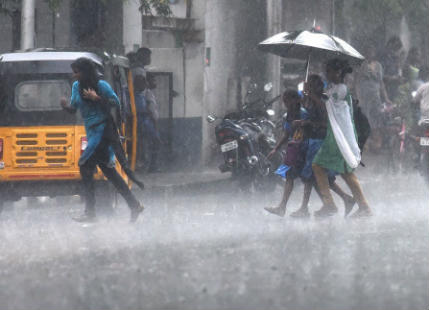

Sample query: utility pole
[266,0,283,110]
[123,0,143,52]
[331,0,335,35]
[21,0,35,50]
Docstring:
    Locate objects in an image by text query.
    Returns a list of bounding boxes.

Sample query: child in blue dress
[265,89,308,217]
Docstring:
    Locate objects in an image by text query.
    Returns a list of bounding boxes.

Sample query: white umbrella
[258,29,365,80]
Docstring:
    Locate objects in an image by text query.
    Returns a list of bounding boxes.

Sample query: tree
[138,0,172,16]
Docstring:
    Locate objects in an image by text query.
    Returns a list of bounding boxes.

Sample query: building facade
[1,0,274,170]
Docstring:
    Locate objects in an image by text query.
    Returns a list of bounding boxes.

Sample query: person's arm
[305,95,327,129]
[83,80,120,107]
[60,97,77,113]
[275,132,290,150]
[267,126,290,158]
[60,82,78,114]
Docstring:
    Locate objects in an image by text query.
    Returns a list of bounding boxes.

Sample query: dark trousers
[146,130,160,169]
[137,120,160,169]
[80,135,140,216]
[137,124,146,166]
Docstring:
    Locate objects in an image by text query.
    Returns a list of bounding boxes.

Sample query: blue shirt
[134,91,147,116]
[70,80,120,166]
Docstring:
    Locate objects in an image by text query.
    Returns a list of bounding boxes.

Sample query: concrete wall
[169,0,187,18]
[202,0,267,164]
[0,14,14,53]
[122,0,207,168]
[150,48,185,118]
[123,0,142,52]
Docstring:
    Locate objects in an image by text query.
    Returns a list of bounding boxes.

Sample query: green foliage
[139,0,172,16]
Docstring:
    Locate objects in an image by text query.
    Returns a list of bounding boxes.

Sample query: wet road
[0,171,428,310]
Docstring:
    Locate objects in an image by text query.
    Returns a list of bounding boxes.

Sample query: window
[15,80,71,112]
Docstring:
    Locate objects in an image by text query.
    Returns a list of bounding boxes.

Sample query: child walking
[265,89,308,217]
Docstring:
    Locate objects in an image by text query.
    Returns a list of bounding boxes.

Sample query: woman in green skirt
[312,59,372,218]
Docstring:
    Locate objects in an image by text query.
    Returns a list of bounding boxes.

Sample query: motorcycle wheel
[254,152,277,193]
[231,168,254,192]
[254,174,277,193]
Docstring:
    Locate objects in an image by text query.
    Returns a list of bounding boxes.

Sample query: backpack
[283,126,306,168]
[353,99,371,151]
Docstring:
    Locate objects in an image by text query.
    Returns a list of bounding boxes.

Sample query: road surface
[0,171,428,310]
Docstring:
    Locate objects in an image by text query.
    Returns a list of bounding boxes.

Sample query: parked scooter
[206,84,282,191]
[227,82,280,148]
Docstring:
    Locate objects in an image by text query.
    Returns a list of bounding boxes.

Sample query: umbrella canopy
[258,30,365,66]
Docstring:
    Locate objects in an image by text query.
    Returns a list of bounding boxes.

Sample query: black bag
[353,99,371,151]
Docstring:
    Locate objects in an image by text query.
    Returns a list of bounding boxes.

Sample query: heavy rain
[0,1,428,310]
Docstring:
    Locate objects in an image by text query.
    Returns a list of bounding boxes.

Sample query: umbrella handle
[305,51,311,83]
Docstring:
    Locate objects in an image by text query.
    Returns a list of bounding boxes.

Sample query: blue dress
[275,108,309,179]
[70,80,120,166]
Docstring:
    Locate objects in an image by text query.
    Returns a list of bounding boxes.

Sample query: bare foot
[349,207,372,218]
[344,196,356,217]
[314,205,338,218]
[264,205,286,217]
[290,208,310,218]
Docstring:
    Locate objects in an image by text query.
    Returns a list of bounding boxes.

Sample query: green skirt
[313,122,353,174]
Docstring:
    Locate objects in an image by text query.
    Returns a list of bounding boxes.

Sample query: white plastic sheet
[325,84,361,169]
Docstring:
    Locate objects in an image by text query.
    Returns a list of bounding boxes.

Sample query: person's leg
[78,158,97,219]
[103,121,145,190]
[99,163,144,222]
[265,178,294,217]
[145,120,161,172]
[341,172,372,217]
[137,122,146,169]
[280,178,294,207]
[329,181,356,217]
[148,133,160,172]
[99,163,141,210]
[312,164,337,216]
[290,181,312,218]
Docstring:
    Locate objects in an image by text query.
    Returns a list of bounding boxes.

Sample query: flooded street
[2,1,429,309]
[0,171,428,310]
